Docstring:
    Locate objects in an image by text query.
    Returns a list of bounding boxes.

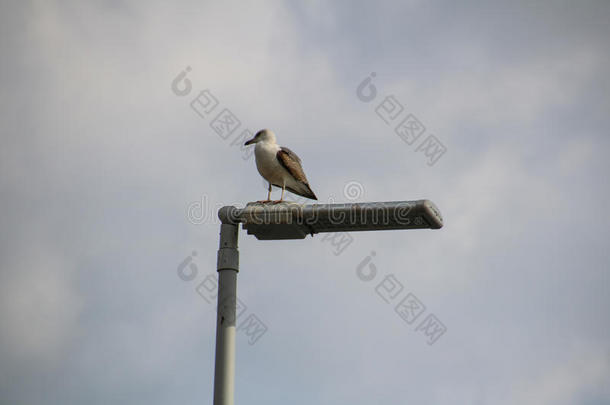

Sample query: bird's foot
[271,200,284,204]
[256,199,272,204]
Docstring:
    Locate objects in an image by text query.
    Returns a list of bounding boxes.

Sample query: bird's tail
[288,183,318,200]
[303,184,318,200]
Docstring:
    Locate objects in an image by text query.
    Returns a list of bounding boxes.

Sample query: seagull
[244,129,318,203]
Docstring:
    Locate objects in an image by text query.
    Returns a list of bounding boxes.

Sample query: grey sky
[1,1,609,404]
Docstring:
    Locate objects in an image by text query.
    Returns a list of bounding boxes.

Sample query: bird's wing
[277,147,318,200]
[276,147,308,184]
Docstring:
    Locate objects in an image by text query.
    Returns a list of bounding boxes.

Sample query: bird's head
[244,129,276,145]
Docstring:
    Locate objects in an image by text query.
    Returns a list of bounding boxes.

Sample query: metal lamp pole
[213,216,239,405]
[211,200,443,405]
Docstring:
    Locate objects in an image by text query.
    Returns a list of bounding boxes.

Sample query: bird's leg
[272,185,285,204]
[256,183,273,204]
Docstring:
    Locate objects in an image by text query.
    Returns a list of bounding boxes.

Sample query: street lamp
[213,200,443,405]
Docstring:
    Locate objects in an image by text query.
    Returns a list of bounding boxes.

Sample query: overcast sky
[1,1,609,404]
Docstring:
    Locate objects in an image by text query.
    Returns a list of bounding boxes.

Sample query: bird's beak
[244,137,255,146]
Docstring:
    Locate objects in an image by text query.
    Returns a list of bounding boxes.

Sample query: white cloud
[502,344,610,405]
[0,245,82,365]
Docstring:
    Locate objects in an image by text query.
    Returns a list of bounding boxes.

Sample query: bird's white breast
[254,142,287,185]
